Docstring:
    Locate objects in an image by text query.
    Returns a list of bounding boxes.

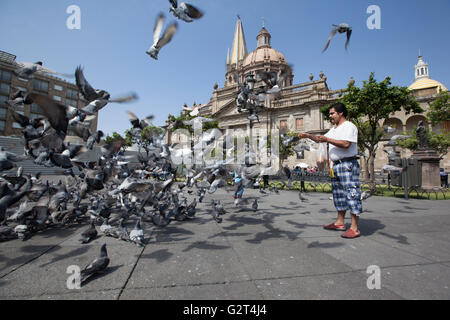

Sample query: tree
[126,125,163,157]
[427,91,450,125]
[104,132,133,153]
[267,131,298,167]
[321,73,423,189]
[167,111,219,134]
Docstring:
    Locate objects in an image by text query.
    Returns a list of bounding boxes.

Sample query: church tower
[225,16,248,87]
[414,53,430,81]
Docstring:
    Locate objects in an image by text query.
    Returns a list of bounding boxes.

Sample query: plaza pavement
[1,188,450,300]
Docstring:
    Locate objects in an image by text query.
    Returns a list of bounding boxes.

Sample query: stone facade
[0,50,98,145]
[372,55,449,173]
[166,21,449,174]
[167,20,342,170]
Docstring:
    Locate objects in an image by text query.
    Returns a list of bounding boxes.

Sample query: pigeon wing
[29,93,68,135]
[323,27,337,52]
[8,107,30,127]
[81,256,109,282]
[101,93,138,104]
[169,0,178,8]
[153,13,165,46]
[75,66,99,102]
[345,29,352,50]
[183,3,204,19]
[70,121,91,141]
[156,22,178,48]
[127,111,140,128]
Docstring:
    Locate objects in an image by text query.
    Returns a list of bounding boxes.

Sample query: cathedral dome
[242,46,287,67]
[242,27,288,68]
[408,78,447,92]
[408,55,447,92]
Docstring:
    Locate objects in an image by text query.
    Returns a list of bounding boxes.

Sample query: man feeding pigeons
[298,102,362,239]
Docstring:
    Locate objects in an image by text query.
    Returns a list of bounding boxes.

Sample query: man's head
[328,102,347,125]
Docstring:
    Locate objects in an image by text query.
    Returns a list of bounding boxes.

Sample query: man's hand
[317,135,329,143]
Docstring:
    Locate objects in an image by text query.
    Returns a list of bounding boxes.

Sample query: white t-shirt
[325,121,358,162]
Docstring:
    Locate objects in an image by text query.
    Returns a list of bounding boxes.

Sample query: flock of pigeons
[0,2,368,285]
[147,1,353,60]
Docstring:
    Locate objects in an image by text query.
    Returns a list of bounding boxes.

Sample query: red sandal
[341,229,361,239]
[323,223,346,231]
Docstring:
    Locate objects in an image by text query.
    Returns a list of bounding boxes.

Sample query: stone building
[373,54,449,172]
[0,50,97,145]
[167,18,342,169]
[166,19,448,173]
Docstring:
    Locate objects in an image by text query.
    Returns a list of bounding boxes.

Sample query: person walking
[298,102,362,239]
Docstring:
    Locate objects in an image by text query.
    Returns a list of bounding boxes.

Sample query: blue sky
[1,0,449,136]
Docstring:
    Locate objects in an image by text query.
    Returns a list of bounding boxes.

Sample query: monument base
[413,149,441,191]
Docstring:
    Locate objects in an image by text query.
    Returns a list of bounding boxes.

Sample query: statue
[416,120,429,150]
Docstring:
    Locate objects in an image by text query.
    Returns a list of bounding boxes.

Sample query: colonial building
[167,18,342,169]
[0,50,97,145]
[374,54,449,172]
[166,19,448,173]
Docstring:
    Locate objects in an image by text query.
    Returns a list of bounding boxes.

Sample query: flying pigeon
[80,244,110,284]
[169,0,204,23]
[127,111,154,131]
[75,66,110,103]
[147,13,178,60]
[361,190,372,201]
[13,61,73,80]
[322,23,352,52]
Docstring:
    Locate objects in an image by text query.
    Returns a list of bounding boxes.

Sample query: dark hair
[329,102,347,118]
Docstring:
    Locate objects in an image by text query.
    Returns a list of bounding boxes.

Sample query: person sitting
[155,159,172,181]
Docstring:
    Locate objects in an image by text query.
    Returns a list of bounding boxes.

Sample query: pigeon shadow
[377,232,410,245]
[270,205,299,211]
[140,249,173,263]
[404,206,428,211]
[39,246,90,268]
[0,279,10,287]
[182,241,230,252]
[20,245,58,253]
[0,253,43,273]
[286,220,321,229]
[390,209,410,214]
[208,231,252,240]
[307,241,345,249]
[81,265,123,287]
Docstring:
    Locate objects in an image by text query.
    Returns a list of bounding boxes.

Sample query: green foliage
[266,131,297,160]
[104,132,133,152]
[427,91,450,125]
[397,128,450,157]
[168,111,219,133]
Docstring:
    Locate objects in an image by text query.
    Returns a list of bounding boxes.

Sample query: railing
[266,172,449,200]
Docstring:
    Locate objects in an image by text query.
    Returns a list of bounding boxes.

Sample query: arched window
[421,68,425,75]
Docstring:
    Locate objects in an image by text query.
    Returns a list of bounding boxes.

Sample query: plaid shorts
[331,160,363,216]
